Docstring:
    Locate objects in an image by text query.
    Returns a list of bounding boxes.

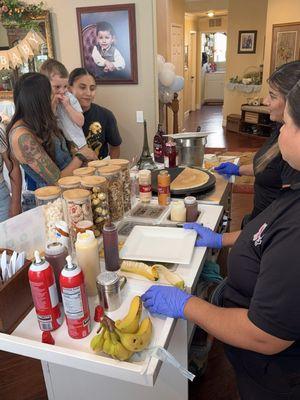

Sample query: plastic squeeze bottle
[75,230,100,296]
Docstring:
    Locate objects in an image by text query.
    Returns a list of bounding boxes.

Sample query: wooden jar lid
[58,176,81,187]
[109,159,130,170]
[34,186,61,200]
[87,160,108,168]
[73,167,96,177]
[80,176,107,187]
[98,165,121,175]
[63,188,91,201]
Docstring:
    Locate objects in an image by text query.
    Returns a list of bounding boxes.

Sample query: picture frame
[237,30,257,54]
[270,22,300,74]
[76,4,138,84]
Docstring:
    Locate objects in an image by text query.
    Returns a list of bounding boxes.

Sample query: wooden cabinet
[240,105,273,137]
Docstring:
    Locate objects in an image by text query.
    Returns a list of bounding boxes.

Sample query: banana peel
[153,264,185,290]
[121,261,159,281]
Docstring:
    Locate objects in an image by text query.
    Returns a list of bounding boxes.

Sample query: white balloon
[164,62,175,72]
[159,66,176,87]
[169,75,184,92]
[159,89,174,104]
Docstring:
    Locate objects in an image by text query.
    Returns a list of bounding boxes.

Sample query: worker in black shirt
[69,68,122,159]
[215,61,300,224]
[141,81,300,399]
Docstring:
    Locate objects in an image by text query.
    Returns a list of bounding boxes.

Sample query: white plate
[120,226,197,264]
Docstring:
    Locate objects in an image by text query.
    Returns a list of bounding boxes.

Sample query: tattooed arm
[11,129,82,184]
[2,151,22,217]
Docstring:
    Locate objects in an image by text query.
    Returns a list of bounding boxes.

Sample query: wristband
[75,152,88,164]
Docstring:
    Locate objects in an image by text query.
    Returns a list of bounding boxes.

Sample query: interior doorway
[200,32,227,105]
[170,23,184,131]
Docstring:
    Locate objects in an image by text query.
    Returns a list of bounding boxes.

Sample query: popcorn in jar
[34,186,64,244]
[109,159,131,213]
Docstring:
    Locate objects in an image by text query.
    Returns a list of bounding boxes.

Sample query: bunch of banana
[121,260,159,281]
[115,295,142,333]
[115,317,152,352]
[153,264,185,290]
[91,320,134,361]
[90,296,153,361]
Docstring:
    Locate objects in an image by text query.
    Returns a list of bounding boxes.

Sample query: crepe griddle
[151,167,216,196]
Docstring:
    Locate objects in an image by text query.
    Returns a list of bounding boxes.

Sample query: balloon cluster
[157,55,184,104]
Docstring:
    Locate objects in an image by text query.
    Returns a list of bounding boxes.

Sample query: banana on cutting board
[120,260,185,288]
[120,260,159,281]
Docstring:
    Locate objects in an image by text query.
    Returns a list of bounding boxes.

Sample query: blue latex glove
[184,222,223,249]
[214,162,240,176]
[141,285,192,319]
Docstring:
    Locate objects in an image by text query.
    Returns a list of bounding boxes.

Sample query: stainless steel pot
[175,136,207,167]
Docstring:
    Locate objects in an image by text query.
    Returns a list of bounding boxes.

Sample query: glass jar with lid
[58,176,81,192]
[35,186,64,243]
[98,165,124,222]
[88,160,108,174]
[109,159,131,212]
[73,166,96,178]
[63,189,93,244]
[80,175,110,237]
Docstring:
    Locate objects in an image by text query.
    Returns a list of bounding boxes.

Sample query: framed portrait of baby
[76,4,138,84]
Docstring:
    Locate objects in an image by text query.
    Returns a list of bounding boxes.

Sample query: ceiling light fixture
[207,11,215,18]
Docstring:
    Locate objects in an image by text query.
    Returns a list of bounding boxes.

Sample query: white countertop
[0,203,223,387]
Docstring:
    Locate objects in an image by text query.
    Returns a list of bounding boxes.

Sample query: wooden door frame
[190,30,197,111]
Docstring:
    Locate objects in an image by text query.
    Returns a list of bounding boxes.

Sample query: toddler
[92,21,125,74]
[40,59,94,155]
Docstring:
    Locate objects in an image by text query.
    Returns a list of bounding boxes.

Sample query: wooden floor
[0,106,259,400]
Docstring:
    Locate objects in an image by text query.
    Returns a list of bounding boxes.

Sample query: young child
[92,21,125,75]
[40,59,96,158]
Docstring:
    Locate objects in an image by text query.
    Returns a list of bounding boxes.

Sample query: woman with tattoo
[6,73,95,188]
[0,122,22,222]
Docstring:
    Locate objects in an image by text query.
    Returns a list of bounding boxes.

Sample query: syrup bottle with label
[153,124,165,163]
[164,138,178,168]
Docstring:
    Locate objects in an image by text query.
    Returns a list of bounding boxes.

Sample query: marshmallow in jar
[170,200,186,222]
[63,189,93,245]
[34,186,64,244]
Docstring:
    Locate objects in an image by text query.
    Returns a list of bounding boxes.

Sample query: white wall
[261,0,300,96]
[26,0,158,160]
[222,0,268,122]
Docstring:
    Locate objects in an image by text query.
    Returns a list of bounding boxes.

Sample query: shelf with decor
[240,104,274,138]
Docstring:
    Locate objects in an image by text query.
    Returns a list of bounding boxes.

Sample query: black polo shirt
[251,124,283,219]
[224,185,300,392]
[83,103,122,159]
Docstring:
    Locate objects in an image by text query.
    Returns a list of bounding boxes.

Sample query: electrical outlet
[136,111,144,123]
